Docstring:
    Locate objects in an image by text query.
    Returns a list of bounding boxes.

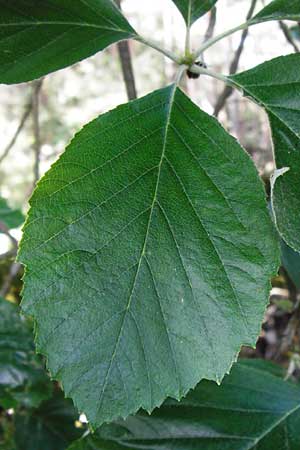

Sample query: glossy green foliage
[19,85,279,427]
[250,0,300,25]
[281,240,300,290]
[14,392,82,450]
[231,54,300,251]
[0,297,52,409]
[0,197,24,231]
[171,0,218,26]
[68,360,300,450]
[0,0,135,84]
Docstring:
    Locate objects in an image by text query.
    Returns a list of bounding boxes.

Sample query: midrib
[0,21,131,35]
[187,0,192,28]
[247,402,300,449]
[95,84,178,416]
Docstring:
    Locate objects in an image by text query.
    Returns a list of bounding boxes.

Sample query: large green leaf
[19,85,279,427]
[0,297,51,409]
[231,54,300,252]
[171,0,218,26]
[14,391,82,450]
[68,360,300,450]
[0,197,24,231]
[0,0,135,84]
[250,0,300,25]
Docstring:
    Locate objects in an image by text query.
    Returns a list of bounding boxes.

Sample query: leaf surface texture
[0,0,135,84]
[19,85,279,427]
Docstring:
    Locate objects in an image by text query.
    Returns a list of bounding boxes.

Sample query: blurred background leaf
[0,198,24,233]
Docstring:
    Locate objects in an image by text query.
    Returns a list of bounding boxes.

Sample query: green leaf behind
[19,86,279,428]
[231,54,300,251]
[0,297,52,409]
[14,391,82,450]
[250,0,300,25]
[0,0,135,84]
[281,240,300,290]
[0,197,24,231]
[67,360,300,450]
[290,25,300,41]
[171,0,218,26]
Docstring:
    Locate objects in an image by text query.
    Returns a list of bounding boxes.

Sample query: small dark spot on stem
[187,61,207,79]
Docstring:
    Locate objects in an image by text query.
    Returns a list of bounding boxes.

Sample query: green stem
[185,1,192,55]
[135,35,181,64]
[195,21,249,57]
[185,26,191,55]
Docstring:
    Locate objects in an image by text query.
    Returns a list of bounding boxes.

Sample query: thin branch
[115,0,137,100]
[214,0,257,117]
[0,101,32,165]
[0,219,20,297]
[32,79,43,185]
[117,41,138,100]
[0,212,23,297]
[279,21,299,53]
[197,6,217,67]
[201,6,217,58]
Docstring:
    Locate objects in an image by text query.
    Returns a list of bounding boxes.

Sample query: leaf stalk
[194,21,249,58]
[188,64,242,92]
[135,35,181,64]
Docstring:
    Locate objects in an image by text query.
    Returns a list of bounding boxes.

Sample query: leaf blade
[19,86,279,427]
[0,0,135,84]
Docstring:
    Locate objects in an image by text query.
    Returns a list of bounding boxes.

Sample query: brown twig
[0,80,43,297]
[0,102,32,165]
[203,7,217,50]
[32,79,43,185]
[197,6,217,66]
[0,262,22,298]
[115,0,137,100]
[279,21,299,53]
[0,220,20,297]
[214,0,257,117]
